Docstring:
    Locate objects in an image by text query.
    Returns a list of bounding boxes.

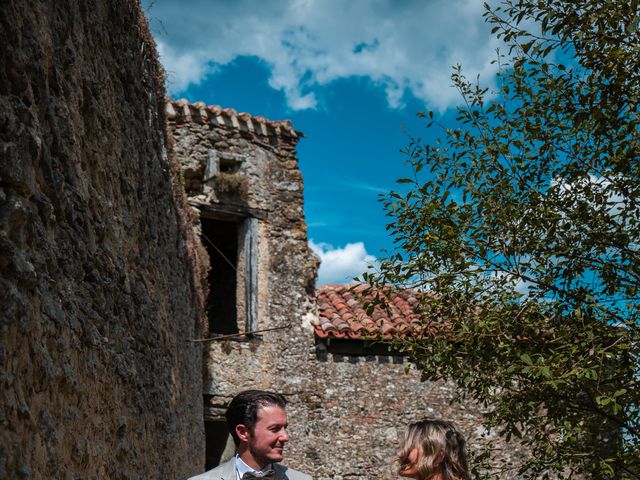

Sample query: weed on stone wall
[214,172,248,201]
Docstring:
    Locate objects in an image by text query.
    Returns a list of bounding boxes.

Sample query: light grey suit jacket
[187,458,312,480]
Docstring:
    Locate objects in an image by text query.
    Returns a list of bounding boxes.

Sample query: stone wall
[291,351,529,480]
[0,1,204,478]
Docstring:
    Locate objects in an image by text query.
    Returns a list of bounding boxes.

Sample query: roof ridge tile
[166,97,302,140]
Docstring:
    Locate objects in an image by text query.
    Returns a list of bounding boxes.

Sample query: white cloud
[144,0,501,111]
[156,43,216,93]
[310,240,377,285]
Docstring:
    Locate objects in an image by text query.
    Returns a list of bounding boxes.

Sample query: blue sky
[142,0,501,284]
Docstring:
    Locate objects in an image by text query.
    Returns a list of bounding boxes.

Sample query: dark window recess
[219,158,239,174]
[205,420,231,470]
[202,218,239,335]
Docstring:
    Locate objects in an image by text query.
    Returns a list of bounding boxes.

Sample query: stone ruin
[167,98,319,471]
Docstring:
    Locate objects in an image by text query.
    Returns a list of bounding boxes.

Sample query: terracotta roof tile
[166,98,303,140]
[313,284,433,340]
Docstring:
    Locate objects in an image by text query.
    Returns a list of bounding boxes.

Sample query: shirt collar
[235,454,273,480]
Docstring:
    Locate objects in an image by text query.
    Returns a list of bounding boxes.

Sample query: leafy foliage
[365,1,640,478]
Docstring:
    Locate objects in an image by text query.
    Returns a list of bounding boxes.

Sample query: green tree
[365,1,640,478]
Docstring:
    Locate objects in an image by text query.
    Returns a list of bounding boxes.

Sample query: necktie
[242,470,276,480]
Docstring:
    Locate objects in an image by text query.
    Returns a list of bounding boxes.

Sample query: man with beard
[189,390,312,480]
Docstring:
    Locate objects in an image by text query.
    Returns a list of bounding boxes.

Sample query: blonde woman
[397,419,471,480]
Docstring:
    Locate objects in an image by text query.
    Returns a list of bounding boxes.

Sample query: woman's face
[399,447,423,478]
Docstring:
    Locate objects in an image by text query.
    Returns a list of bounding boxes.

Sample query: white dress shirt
[234,454,274,480]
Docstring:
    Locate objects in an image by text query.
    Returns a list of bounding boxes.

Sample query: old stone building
[308,284,525,479]
[168,100,522,480]
[167,98,320,471]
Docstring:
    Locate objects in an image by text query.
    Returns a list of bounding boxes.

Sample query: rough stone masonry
[0,1,205,478]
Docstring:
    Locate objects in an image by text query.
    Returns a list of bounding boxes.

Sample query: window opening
[202,218,239,335]
[219,158,239,174]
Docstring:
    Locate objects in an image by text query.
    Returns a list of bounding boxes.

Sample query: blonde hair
[397,419,470,480]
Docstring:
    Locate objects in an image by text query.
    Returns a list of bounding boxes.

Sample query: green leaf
[520,353,534,366]
[366,1,640,477]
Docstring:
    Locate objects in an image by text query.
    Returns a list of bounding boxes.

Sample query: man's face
[240,405,289,469]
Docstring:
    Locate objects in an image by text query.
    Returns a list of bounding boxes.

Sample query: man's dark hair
[225,390,287,446]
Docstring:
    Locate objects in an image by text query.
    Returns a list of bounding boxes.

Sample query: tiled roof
[313,284,433,340]
[166,98,301,139]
